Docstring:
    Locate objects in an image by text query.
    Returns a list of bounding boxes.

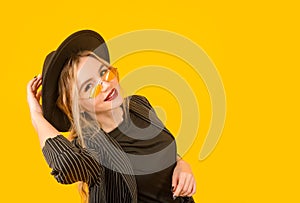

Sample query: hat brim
[42,30,110,132]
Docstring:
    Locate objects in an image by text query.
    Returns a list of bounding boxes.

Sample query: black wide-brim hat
[42,30,110,132]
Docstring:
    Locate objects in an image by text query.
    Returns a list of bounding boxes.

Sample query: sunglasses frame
[80,66,119,100]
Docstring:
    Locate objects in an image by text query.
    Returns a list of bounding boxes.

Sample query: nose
[100,80,111,92]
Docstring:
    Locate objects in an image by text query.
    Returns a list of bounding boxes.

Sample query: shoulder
[127,94,152,109]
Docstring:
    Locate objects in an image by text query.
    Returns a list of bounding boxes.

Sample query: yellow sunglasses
[86,67,118,99]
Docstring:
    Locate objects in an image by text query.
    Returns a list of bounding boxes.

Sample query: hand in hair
[27,75,60,148]
[27,75,43,115]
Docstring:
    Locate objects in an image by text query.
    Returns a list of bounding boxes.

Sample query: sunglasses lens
[88,68,118,99]
[103,70,116,81]
[89,84,102,98]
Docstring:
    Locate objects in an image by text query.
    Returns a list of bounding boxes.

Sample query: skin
[77,56,124,133]
[27,56,196,198]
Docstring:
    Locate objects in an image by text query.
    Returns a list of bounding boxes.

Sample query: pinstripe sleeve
[42,135,103,186]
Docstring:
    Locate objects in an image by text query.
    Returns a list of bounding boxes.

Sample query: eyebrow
[79,64,106,92]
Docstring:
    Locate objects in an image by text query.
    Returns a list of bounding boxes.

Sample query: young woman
[27,30,196,203]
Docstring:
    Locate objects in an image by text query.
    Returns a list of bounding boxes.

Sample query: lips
[104,88,118,101]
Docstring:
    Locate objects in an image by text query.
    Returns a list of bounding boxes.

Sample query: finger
[32,76,42,92]
[191,181,196,196]
[183,176,195,197]
[171,171,179,192]
[179,174,193,196]
[36,90,42,100]
[31,78,40,91]
[37,76,42,86]
[36,79,42,91]
[27,77,38,93]
[28,76,38,87]
[173,174,186,198]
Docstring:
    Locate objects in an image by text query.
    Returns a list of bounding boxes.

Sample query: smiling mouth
[104,88,118,101]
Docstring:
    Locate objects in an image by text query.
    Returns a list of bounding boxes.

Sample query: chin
[95,95,123,113]
[110,94,123,109]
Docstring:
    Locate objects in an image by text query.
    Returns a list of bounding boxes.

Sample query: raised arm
[27,75,59,148]
[27,75,103,186]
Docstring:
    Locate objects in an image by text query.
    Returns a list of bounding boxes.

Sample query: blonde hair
[57,50,114,202]
[57,50,112,140]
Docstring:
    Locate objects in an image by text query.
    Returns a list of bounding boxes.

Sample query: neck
[96,107,124,133]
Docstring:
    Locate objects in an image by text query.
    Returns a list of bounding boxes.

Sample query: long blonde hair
[57,50,112,141]
[57,50,132,203]
[57,50,108,202]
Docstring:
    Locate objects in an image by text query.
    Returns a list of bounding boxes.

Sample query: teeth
[105,89,115,101]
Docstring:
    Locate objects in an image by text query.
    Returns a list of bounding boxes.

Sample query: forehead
[77,56,105,77]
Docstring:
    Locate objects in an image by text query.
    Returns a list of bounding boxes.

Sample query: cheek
[113,78,121,91]
[79,100,95,112]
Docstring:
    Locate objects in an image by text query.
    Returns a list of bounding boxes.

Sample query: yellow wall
[1,0,299,202]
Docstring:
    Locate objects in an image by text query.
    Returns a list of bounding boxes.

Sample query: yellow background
[1,0,299,202]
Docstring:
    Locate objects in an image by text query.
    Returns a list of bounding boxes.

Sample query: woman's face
[76,55,123,114]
